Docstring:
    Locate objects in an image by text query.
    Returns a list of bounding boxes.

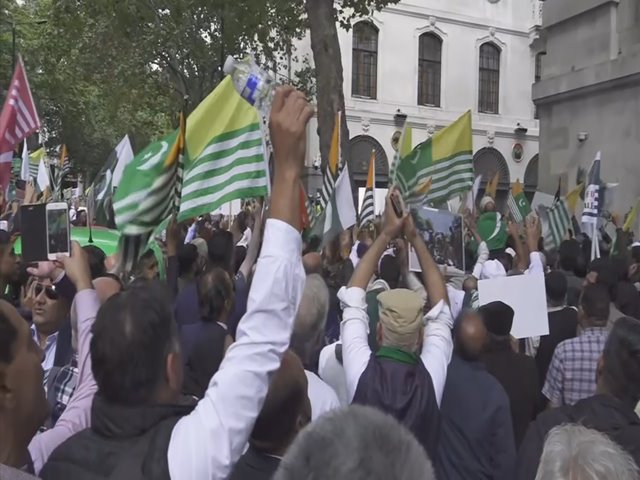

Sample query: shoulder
[305,371,339,400]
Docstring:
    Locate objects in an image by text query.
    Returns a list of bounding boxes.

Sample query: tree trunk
[304,0,350,170]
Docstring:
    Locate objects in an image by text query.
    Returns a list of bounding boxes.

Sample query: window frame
[478,42,501,114]
[417,32,443,107]
[351,22,379,99]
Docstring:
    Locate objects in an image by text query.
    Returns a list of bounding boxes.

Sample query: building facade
[297,0,543,208]
[533,0,640,216]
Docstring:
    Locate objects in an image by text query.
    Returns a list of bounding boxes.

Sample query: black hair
[83,245,107,280]
[580,284,611,326]
[0,309,17,364]
[601,316,640,406]
[589,258,618,301]
[236,211,249,233]
[177,244,199,277]
[207,230,234,274]
[558,239,580,272]
[234,245,247,274]
[545,270,568,304]
[90,280,178,405]
[379,255,401,290]
[196,267,234,322]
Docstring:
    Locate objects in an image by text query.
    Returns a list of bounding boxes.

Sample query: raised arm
[403,213,453,406]
[167,86,313,480]
[508,220,529,272]
[339,193,405,401]
[525,216,544,276]
[29,243,99,474]
[237,205,264,280]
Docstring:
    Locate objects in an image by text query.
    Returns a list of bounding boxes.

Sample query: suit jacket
[229,446,281,480]
[53,319,73,369]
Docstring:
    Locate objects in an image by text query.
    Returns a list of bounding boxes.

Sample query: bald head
[455,311,487,361]
[302,253,322,275]
[251,350,311,455]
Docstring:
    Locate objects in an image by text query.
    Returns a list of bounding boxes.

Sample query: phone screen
[20,204,47,263]
[47,207,70,256]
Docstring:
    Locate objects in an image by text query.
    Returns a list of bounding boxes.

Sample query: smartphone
[20,204,47,263]
[391,194,404,218]
[46,202,71,260]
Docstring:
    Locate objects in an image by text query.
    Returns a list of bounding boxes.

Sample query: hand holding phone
[46,202,71,260]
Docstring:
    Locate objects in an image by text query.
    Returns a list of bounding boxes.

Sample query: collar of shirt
[30,324,59,349]
[547,305,567,313]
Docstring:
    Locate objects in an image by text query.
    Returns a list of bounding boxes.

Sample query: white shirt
[304,370,340,420]
[338,287,454,407]
[318,343,350,407]
[30,325,58,383]
[237,227,252,248]
[167,219,305,480]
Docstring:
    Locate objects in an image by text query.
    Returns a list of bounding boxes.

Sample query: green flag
[507,179,532,224]
[477,212,508,251]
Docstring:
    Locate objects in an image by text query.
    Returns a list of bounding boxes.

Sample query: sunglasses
[34,283,59,301]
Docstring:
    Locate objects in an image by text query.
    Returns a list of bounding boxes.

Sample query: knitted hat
[377,289,424,347]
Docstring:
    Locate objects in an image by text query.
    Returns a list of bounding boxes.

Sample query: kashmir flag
[178,76,269,221]
[36,157,50,192]
[623,197,640,232]
[111,135,135,189]
[545,183,584,248]
[582,152,602,225]
[507,179,532,223]
[389,124,412,184]
[52,144,71,200]
[359,150,375,227]
[319,112,341,210]
[311,165,357,246]
[29,148,44,179]
[0,57,41,193]
[395,111,473,206]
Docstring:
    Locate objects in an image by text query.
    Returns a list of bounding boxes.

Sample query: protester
[132,249,159,281]
[82,245,107,280]
[39,85,314,480]
[274,405,436,480]
[517,316,640,479]
[290,273,340,419]
[339,191,453,459]
[533,424,639,480]
[585,258,624,326]
[542,284,609,407]
[176,243,199,293]
[479,301,539,448]
[229,350,311,480]
[557,239,584,307]
[438,310,516,479]
[317,341,349,406]
[532,271,578,396]
[322,233,355,343]
[302,252,322,275]
[181,267,235,399]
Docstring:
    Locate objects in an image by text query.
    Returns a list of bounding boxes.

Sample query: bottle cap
[223,56,236,75]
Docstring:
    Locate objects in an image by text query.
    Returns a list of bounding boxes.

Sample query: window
[352,22,378,99]
[535,52,543,83]
[418,33,442,107]
[478,43,501,114]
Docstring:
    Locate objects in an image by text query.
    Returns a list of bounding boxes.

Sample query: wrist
[75,278,93,292]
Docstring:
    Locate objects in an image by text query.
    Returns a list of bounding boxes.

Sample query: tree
[303,0,400,168]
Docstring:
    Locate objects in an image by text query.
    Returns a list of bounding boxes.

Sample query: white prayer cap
[480,196,495,211]
[505,247,516,258]
[480,259,507,280]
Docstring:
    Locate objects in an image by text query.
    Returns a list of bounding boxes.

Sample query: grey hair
[535,424,640,480]
[274,405,436,480]
[291,274,329,365]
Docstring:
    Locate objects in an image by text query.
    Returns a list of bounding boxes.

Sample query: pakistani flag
[178,76,269,221]
[507,179,532,223]
[395,111,473,206]
[311,165,357,246]
[477,212,507,251]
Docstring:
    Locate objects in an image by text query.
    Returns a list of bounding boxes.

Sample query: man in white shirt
[338,191,453,461]
[39,86,315,480]
[291,274,340,419]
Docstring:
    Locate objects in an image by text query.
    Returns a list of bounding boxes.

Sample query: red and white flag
[0,56,40,192]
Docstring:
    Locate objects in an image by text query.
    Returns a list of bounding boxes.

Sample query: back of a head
[478,301,514,339]
[558,239,580,273]
[379,254,401,290]
[454,311,487,361]
[302,252,322,275]
[83,245,107,280]
[91,280,178,405]
[580,284,610,326]
[251,350,310,453]
[235,210,248,233]
[291,274,329,365]
[589,258,618,301]
[535,424,639,480]
[600,316,640,406]
[177,244,199,277]
[197,267,234,323]
[545,271,568,305]
[615,282,640,319]
[275,405,435,480]
[207,230,234,273]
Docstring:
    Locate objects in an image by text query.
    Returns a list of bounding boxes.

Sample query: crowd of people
[0,85,639,480]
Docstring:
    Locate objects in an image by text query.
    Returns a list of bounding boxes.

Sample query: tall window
[352,22,378,99]
[478,42,501,114]
[534,52,543,119]
[418,33,442,107]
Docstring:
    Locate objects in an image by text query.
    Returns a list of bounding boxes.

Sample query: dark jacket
[181,321,228,399]
[438,355,516,480]
[482,343,539,448]
[352,349,440,460]
[535,307,578,394]
[516,394,640,480]
[40,396,194,480]
[229,446,281,480]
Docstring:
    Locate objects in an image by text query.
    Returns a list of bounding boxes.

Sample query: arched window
[418,33,442,107]
[349,135,389,185]
[352,22,378,99]
[478,43,501,114]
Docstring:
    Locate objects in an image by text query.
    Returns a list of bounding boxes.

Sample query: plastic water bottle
[223,55,275,116]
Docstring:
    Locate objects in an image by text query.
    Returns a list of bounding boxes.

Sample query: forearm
[420,302,453,406]
[270,170,300,231]
[349,232,391,289]
[512,234,529,271]
[240,213,263,277]
[411,234,447,305]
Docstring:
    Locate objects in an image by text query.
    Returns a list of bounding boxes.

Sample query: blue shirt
[438,355,516,480]
[30,324,58,386]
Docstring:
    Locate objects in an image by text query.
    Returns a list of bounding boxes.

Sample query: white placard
[478,274,549,339]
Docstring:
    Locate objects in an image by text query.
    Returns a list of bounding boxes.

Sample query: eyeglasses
[34,283,59,301]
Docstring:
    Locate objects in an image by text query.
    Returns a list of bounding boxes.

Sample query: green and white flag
[507,179,532,223]
[178,76,269,221]
[311,165,357,246]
